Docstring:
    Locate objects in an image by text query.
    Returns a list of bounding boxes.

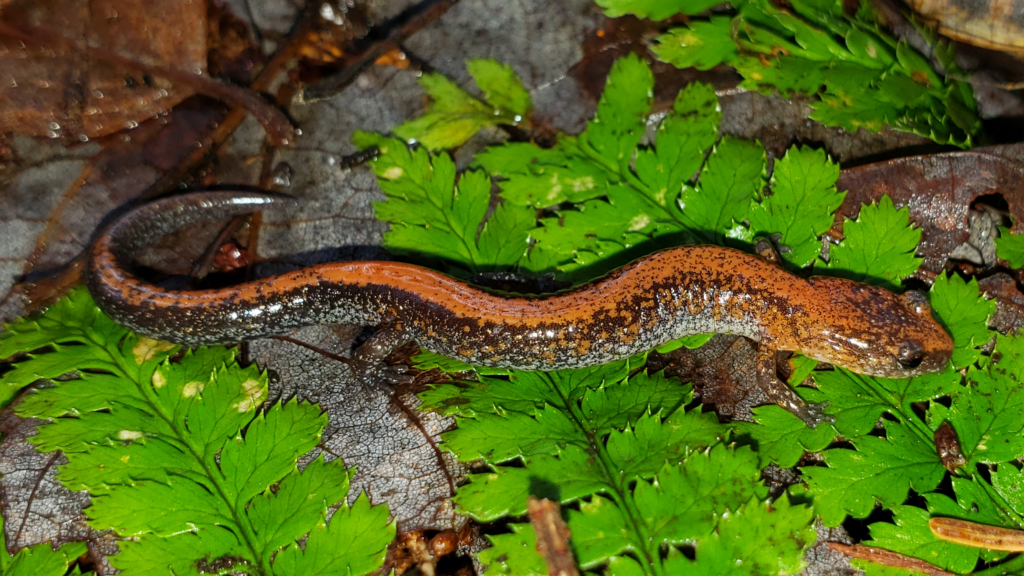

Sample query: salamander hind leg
[755,346,833,427]
[349,324,416,393]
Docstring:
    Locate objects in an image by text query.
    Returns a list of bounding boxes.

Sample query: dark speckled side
[88,192,954,378]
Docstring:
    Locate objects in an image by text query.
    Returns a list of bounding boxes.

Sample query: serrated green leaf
[355,133,532,276]
[685,496,815,576]
[747,146,844,267]
[814,368,960,439]
[478,523,546,576]
[424,362,740,574]
[634,445,768,545]
[824,195,922,289]
[635,82,721,211]
[996,227,1024,268]
[470,72,733,283]
[274,493,394,576]
[5,291,393,576]
[569,495,635,566]
[467,58,531,117]
[947,339,1024,466]
[652,0,980,147]
[392,58,531,150]
[804,423,945,526]
[595,0,723,19]
[929,273,994,369]
[651,18,739,71]
[393,72,498,150]
[579,53,653,173]
[678,136,765,243]
[737,404,835,468]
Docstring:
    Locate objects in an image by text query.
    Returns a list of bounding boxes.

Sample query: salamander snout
[802,280,953,378]
[896,340,925,369]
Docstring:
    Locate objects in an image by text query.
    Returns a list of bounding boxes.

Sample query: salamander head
[800,277,953,378]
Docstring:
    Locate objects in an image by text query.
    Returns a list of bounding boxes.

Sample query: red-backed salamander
[88,192,954,425]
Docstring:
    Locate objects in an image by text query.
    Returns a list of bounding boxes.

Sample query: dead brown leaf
[0,0,206,141]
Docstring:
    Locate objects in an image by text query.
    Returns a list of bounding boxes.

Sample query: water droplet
[92,89,104,99]
[84,106,99,115]
[272,163,293,189]
[48,121,60,130]
[513,115,523,123]
[125,120,138,129]
[78,134,89,142]
[7,79,16,88]
[327,156,337,166]
[46,130,58,139]
[319,3,345,25]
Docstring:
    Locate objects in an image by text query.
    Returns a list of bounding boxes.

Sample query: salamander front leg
[349,324,416,393]
[755,345,832,427]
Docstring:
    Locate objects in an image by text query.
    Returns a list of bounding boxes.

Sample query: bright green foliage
[473,461,813,576]
[995,227,1024,268]
[741,146,844,267]
[684,496,815,576]
[0,515,88,576]
[477,524,546,576]
[651,0,980,146]
[737,403,835,468]
[594,0,723,20]
[649,17,738,70]
[393,58,531,150]
[473,57,849,280]
[929,273,995,369]
[474,57,731,280]
[419,360,815,575]
[467,59,533,120]
[353,131,535,277]
[580,54,653,174]
[0,286,168,409]
[0,288,394,576]
[803,419,946,525]
[934,333,1024,467]
[824,195,923,289]
[677,136,765,244]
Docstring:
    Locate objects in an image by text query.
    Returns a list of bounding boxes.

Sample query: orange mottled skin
[88,192,953,423]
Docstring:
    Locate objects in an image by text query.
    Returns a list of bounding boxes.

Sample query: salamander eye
[899,290,931,315]
[897,341,925,369]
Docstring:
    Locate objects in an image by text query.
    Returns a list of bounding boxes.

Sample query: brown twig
[300,0,460,102]
[930,518,1024,552]
[828,543,957,576]
[136,4,324,200]
[527,498,579,576]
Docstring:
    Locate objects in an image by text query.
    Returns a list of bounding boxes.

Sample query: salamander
[87,192,954,425]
